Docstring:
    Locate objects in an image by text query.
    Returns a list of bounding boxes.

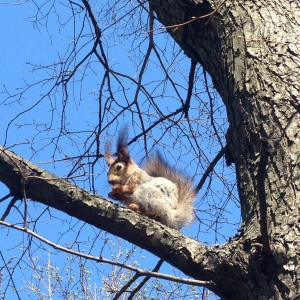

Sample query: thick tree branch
[0,146,250,299]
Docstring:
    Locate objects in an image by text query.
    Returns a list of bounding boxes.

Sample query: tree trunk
[1,1,300,299]
[150,0,300,299]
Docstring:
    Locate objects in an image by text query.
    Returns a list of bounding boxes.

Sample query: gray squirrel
[104,128,196,229]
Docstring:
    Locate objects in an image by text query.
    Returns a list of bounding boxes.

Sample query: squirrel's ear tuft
[117,126,129,150]
[105,155,115,166]
[116,126,130,163]
[117,146,130,163]
[104,141,115,166]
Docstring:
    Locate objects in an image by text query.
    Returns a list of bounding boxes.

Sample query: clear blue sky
[0,2,239,299]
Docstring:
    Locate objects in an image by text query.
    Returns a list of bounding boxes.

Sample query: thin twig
[203,70,223,147]
[195,147,226,194]
[0,220,216,289]
[0,193,11,203]
[184,59,197,118]
[148,0,226,33]
[0,251,22,300]
[128,258,164,300]
[1,196,19,221]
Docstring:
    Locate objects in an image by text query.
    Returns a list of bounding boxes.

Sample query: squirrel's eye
[116,164,122,171]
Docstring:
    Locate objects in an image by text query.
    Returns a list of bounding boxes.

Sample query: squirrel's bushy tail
[143,152,196,228]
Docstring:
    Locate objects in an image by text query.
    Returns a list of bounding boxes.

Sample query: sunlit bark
[150,0,300,298]
[1,0,300,299]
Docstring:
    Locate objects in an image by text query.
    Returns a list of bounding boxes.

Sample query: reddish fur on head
[104,127,195,228]
[116,126,130,162]
[105,126,139,190]
[106,146,132,185]
[104,126,130,166]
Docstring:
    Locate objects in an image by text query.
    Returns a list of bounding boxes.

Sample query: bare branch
[0,220,215,289]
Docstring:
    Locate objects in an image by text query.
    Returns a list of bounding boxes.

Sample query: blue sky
[0,2,240,299]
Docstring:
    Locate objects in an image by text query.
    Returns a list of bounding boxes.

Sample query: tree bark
[1,0,300,299]
[0,146,248,298]
[149,0,300,298]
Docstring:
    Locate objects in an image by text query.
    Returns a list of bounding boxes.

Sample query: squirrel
[104,127,196,229]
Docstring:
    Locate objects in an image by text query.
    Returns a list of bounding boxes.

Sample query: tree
[0,0,299,299]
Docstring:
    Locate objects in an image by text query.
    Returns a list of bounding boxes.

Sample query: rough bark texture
[148,0,300,299]
[1,1,300,299]
[0,146,246,298]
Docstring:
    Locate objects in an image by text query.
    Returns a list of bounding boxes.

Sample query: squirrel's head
[105,127,136,185]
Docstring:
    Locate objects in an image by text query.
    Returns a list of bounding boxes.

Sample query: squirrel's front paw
[108,184,123,199]
[128,203,141,213]
[108,191,116,199]
[108,190,122,200]
[112,184,122,191]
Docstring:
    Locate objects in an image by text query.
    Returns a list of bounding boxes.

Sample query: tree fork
[150,0,300,298]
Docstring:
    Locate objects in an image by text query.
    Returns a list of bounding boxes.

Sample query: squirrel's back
[143,152,196,227]
[105,127,196,229]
